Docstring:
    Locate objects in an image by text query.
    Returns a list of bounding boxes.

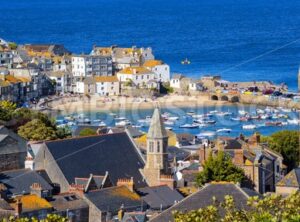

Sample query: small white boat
[230,117,240,121]
[281,108,292,113]
[165,127,173,131]
[109,112,117,116]
[209,110,219,114]
[167,116,179,121]
[67,121,76,126]
[256,109,265,114]
[115,120,131,126]
[64,116,75,121]
[179,123,199,129]
[98,121,107,127]
[138,116,152,124]
[114,116,127,121]
[186,111,195,116]
[216,128,232,133]
[242,124,257,130]
[287,119,299,125]
[194,119,216,124]
[164,121,175,126]
[197,131,216,137]
[238,110,247,115]
[216,111,232,116]
[92,119,103,123]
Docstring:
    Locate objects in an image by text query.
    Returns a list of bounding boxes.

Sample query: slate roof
[150,183,259,222]
[137,185,183,210]
[50,193,89,211]
[0,169,53,197]
[122,212,146,222]
[44,132,147,188]
[277,168,300,188]
[147,108,167,139]
[84,186,146,214]
[0,126,27,155]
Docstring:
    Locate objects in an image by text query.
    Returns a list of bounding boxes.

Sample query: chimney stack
[15,198,22,217]
[30,183,43,198]
[117,177,134,192]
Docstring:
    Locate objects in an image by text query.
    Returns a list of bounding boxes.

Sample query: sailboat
[181,58,191,65]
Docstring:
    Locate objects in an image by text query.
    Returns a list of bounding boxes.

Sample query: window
[157,141,160,152]
[149,142,154,152]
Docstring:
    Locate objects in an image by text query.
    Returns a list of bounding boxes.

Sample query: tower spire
[147,107,167,139]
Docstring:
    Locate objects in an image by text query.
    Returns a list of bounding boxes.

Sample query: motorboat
[167,116,179,121]
[216,128,232,133]
[115,120,131,126]
[287,119,299,125]
[193,119,216,124]
[179,123,199,129]
[138,116,152,124]
[164,121,175,126]
[230,117,240,121]
[209,110,219,114]
[114,116,127,121]
[98,121,107,127]
[216,111,232,116]
[186,111,195,116]
[197,131,216,137]
[265,121,282,126]
[242,124,257,130]
[238,110,247,116]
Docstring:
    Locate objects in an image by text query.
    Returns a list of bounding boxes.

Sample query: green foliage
[261,130,299,171]
[18,119,57,141]
[173,192,300,222]
[1,214,67,222]
[8,42,18,50]
[0,101,17,121]
[161,83,174,94]
[196,151,246,186]
[79,128,97,137]
[56,126,72,139]
[124,79,134,87]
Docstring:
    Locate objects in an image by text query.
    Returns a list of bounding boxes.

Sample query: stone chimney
[69,184,85,196]
[233,149,244,166]
[199,145,207,165]
[15,198,22,217]
[117,177,134,192]
[30,183,43,198]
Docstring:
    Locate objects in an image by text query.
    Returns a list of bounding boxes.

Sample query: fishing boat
[287,119,299,125]
[242,124,257,130]
[265,121,282,126]
[197,131,216,137]
[98,121,107,127]
[186,111,195,116]
[194,119,216,124]
[114,116,127,121]
[115,120,131,126]
[238,110,247,116]
[179,123,199,129]
[181,58,191,65]
[164,121,175,126]
[230,117,240,121]
[167,116,179,121]
[216,128,232,133]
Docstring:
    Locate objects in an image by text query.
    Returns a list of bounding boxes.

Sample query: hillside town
[0,37,299,221]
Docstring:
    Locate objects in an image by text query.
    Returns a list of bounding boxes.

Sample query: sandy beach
[48,94,231,114]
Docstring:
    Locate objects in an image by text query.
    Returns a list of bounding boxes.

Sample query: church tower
[143,108,174,188]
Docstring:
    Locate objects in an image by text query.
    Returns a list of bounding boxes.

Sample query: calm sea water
[1,0,300,90]
[56,105,300,137]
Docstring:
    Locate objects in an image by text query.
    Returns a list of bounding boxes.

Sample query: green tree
[56,126,72,139]
[261,130,299,171]
[173,192,300,222]
[79,128,97,137]
[18,119,57,141]
[8,42,18,50]
[196,151,246,186]
[0,101,17,121]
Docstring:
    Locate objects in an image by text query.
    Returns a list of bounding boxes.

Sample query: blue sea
[1,0,300,90]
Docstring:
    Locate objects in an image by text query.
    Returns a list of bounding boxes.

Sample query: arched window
[157,141,160,152]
